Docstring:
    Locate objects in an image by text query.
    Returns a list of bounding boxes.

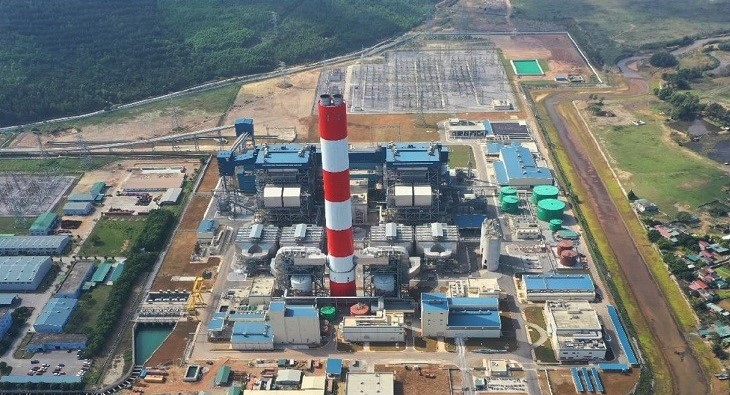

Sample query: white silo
[290,275,313,295]
[373,274,397,296]
[480,219,502,271]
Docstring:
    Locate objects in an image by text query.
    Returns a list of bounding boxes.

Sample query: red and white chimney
[318,94,356,297]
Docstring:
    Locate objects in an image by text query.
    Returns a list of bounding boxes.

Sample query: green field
[64,285,113,334]
[716,266,730,281]
[78,218,147,257]
[512,59,544,75]
[0,157,115,173]
[448,145,473,167]
[594,123,729,214]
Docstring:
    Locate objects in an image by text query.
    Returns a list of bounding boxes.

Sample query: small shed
[275,369,303,387]
[214,365,232,387]
[326,358,343,379]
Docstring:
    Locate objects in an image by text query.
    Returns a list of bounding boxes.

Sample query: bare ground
[491,34,592,80]
[374,364,451,395]
[146,321,199,367]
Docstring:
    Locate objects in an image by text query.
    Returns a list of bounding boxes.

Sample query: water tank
[549,219,563,232]
[320,306,337,321]
[373,274,396,296]
[559,249,579,266]
[501,195,520,214]
[290,275,313,295]
[531,185,560,204]
[499,186,518,200]
[557,240,574,255]
[536,199,566,221]
[350,303,370,316]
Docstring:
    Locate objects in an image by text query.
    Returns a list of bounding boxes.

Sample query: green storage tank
[501,195,520,213]
[499,186,518,200]
[549,219,563,231]
[320,306,336,321]
[531,185,560,204]
[537,199,566,221]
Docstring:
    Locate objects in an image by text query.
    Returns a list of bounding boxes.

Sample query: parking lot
[21,350,92,378]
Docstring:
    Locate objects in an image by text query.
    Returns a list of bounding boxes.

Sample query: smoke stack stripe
[318,94,356,296]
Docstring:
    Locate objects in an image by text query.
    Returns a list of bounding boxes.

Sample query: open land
[491,34,593,81]
[547,368,640,394]
[375,365,451,395]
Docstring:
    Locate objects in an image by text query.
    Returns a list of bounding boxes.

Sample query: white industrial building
[448,278,501,299]
[263,186,302,208]
[393,184,432,207]
[421,293,501,338]
[346,373,394,395]
[269,300,320,345]
[480,219,502,271]
[369,223,414,255]
[341,311,405,343]
[226,299,320,350]
[0,256,52,291]
[544,301,607,361]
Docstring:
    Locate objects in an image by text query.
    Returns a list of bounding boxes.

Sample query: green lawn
[65,285,113,334]
[594,123,729,214]
[0,157,115,173]
[0,217,31,235]
[448,145,473,168]
[716,266,730,281]
[78,218,147,257]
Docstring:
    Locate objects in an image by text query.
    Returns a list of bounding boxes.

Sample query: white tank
[290,275,313,295]
[373,274,396,296]
[480,219,502,271]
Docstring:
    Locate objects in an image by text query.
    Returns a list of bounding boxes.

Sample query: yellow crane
[186,277,206,314]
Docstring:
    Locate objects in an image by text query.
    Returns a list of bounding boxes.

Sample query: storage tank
[559,249,579,266]
[480,219,502,271]
[320,306,337,321]
[536,199,566,221]
[350,303,370,316]
[499,186,518,200]
[290,275,313,295]
[531,185,559,204]
[556,240,574,255]
[372,274,396,296]
[549,219,563,232]
[501,195,520,214]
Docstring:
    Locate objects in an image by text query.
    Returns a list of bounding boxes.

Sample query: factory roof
[107,262,125,283]
[215,365,232,386]
[450,297,499,310]
[275,369,303,385]
[346,373,394,395]
[0,256,51,284]
[448,311,501,328]
[385,143,446,165]
[91,263,112,283]
[0,375,83,384]
[68,192,100,202]
[326,358,343,376]
[284,305,318,318]
[0,294,18,305]
[453,214,488,229]
[0,235,70,250]
[90,182,106,196]
[493,143,553,185]
[545,301,601,331]
[198,219,218,234]
[208,316,226,331]
[160,187,183,204]
[231,321,273,344]
[57,261,94,296]
[35,297,77,329]
[524,274,595,292]
[301,375,326,390]
[421,293,450,312]
[63,201,93,210]
[29,212,58,233]
[489,121,531,139]
[255,144,312,166]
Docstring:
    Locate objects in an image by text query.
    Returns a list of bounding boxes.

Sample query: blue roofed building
[268,300,320,345]
[62,201,94,216]
[0,309,12,340]
[0,294,18,306]
[26,333,87,353]
[523,274,596,301]
[0,235,71,256]
[197,219,218,243]
[0,256,52,291]
[421,293,501,338]
[492,143,553,187]
[326,358,343,378]
[230,321,274,350]
[29,212,59,236]
[34,297,77,333]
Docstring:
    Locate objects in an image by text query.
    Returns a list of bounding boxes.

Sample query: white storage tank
[373,274,396,296]
[412,185,433,206]
[290,275,313,295]
[394,185,413,207]
[282,187,301,208]
[480,219,502,271]
[263,186,284,208]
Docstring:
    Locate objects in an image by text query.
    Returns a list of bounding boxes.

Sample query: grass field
[678,50,719,70]
[0,217,31,235]
[693,76,730,108]
[78,218,147,257]
[64,285,113,334]
[0,157,115,173]
[593,122,729,214]
[716,266,730,281]
[448,145,473,167]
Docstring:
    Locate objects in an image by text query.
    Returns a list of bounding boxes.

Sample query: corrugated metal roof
[523,274,595,292]
[284,305,318,318]
[29,212,58,232]
[0,256,51,284]
[197,219,217,233]
[326,358,342,375]
[492,143,553,185]
[63,201,93,211]
[450,297,499,309]
[231,321,273,343]
[0,235,70,250]
[35,297,77,329]
[0,294,18,305]
[91,263,112,283]
[214,365,231,386]
[447,311,501,328]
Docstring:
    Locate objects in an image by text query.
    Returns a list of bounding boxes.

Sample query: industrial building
[34,297,77,333]
[446,119,530,141]
[346,373,394,395]
[123,172,185,193]
[197,219,218,244]
[522,274,596,301]
[0,309,11,339]
[0,294,18,306]
[420,293,501,338]
[341,310,405,343]
[26,333,87,353]
[269,300,320,344]
[279,224,324,249]
[62,201,94,216]
[492,143,553,187]
[448,278,501,299]
[231,321,274,350]
[159,187,183,205]
[0,235,71,256]
[0,256,52,291]
[68,181,106,202]
[29,212,59,236]
[56,261,95,298]
[414,223,459,268]
[235,224,279,274]
[369,222,414,255]
[544,301,607,361]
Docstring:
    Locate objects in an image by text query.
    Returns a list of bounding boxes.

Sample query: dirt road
[542,91,708,394]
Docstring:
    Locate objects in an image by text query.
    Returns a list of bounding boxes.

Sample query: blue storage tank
[235,118,254,137]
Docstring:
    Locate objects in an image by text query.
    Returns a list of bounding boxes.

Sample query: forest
[0,0,435,126]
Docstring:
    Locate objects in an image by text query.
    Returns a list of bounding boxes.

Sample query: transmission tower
[77,131,92,169]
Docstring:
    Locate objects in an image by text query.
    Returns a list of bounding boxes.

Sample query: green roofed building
[29,212,59,236]
[214,365,231,387]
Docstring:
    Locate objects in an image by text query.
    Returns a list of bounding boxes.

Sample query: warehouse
[62,201,94,216]
[269,301,320,345]
[346,373,394,395]
[544,301,607,361]
[29,212,59,236]
[492,143,553,187]
[341,311,405,343]
[0,235,71,256]
[159,187,183,205]
[34,297,77,333]
[0,256,52,291]
[56,261,95,298]
[68,181,106,203]
[230,321,275,350]
[26,333,87,353]
[421,293,501,338]
[488,121,531,141]
[522,274,596,301]
[123,172,185,193]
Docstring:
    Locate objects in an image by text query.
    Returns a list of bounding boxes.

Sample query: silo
[549,219,563,232]
[499,186,518,200]
[290,275,313,295]
[501,195,520,214]
[531,185,560,205]
[480,219,502,271]
[537,199,566,221]
[559,249,579,266]
[320,306,337,321]
[373,274,397,296]
[557,240,574,255]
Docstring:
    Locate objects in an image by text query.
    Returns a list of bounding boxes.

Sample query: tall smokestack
[318,94,356,296]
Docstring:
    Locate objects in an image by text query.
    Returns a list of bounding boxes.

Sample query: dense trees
[0,0,435,126]
[650,51,679,68]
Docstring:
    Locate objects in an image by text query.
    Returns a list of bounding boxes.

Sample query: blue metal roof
[208,317,226,331]
[450,297,499,310]
[0,256,51,284]
[493,143,553,185]
[285,305,318,318]
[198,219,217,233]
[482,120,494,135]
[326,358,343,375]
[421,293,449,312]
[486,142,503,155]
[255,144,311,167]
[0,235,70,250]
[447,311,501,328]
[385,143,446,166]
[454,214,488,229]
[35,297,77,329]
[607,305,638,366]
[523,274,595,292]
[227,312,266,321]
[0,294,17,305]
[231,321,273,343]
[269,300,286,312]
